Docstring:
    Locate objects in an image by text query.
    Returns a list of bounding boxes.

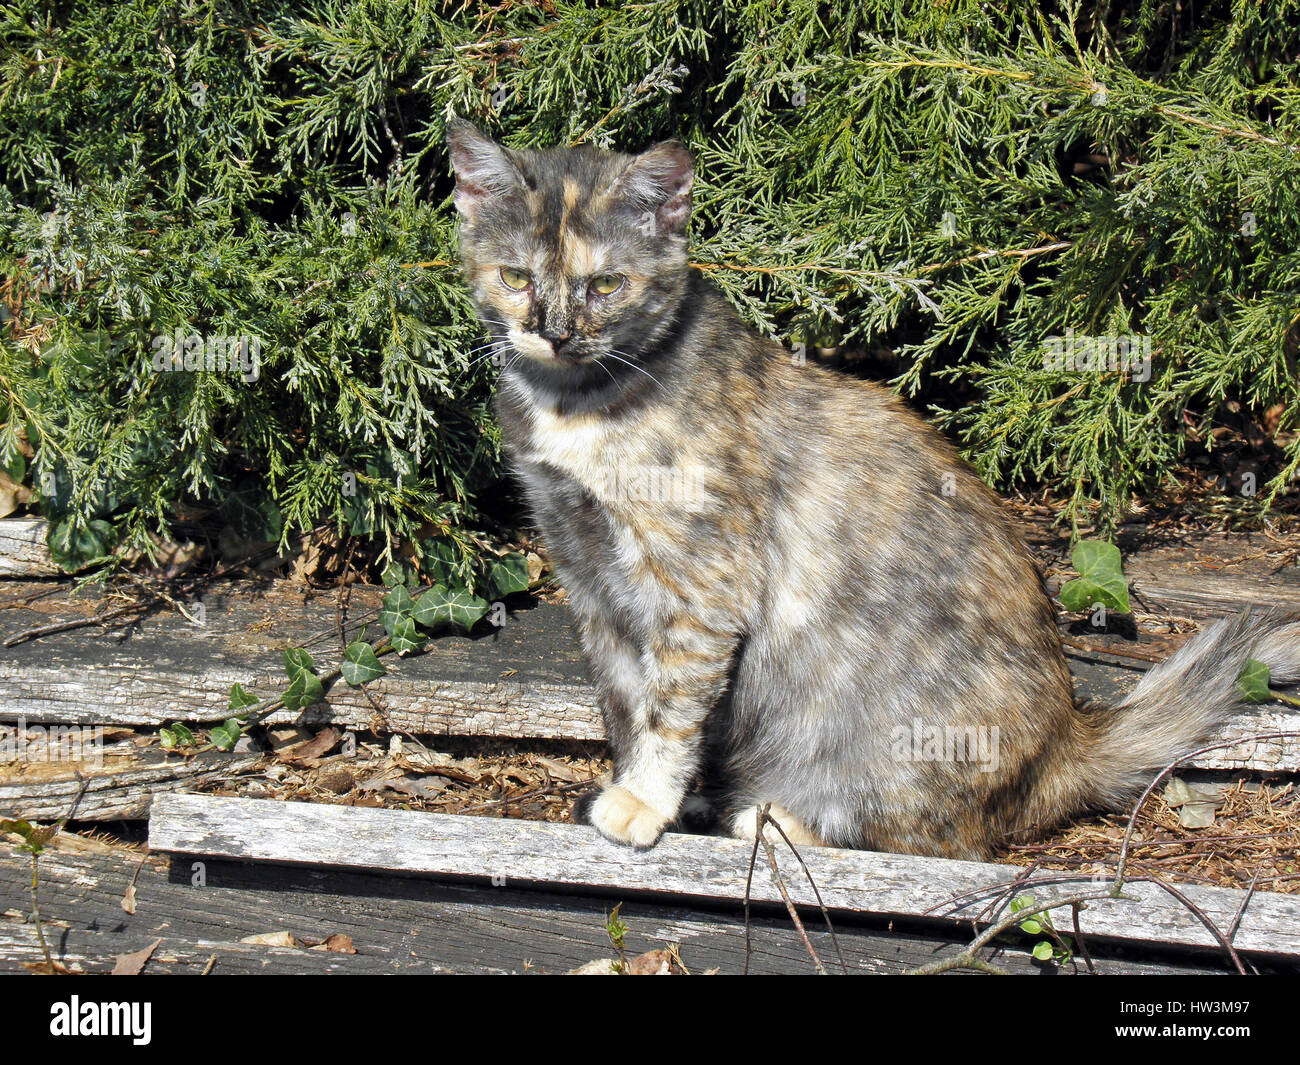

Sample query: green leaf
[47,517,114,573]
[1236,659,1272,703]
[388,615,424,656]
[282,648,324,711]
[1019,918,1042,935]
[0,819,35,841]
[1059,540,1130,613]
[341,640,387,685]
[160,721,196,748]
[228,683,259,711]
[486,553,531,598]
[379,586,415,635]
[380,561,415,588]
[210,718,243,751]
[1032,941,1054,962]
[418,537,461,587]
[412,586,490,632]
[1,446,25,483]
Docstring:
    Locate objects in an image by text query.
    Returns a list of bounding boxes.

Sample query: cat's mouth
[507,329,599,365]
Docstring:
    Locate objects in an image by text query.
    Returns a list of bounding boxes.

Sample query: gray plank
[0,519,58,577]
[148,793,1300,960]
[1,587,1294,770]
[0,839,1240,975]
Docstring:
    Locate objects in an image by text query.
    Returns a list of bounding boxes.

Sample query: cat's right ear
[446,117,525,220]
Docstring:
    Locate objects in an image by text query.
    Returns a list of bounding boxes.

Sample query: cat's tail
[1077,608,1300,808]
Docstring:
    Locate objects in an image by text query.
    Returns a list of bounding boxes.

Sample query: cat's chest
[521,407,621,490]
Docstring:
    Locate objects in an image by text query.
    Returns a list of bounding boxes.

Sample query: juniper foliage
[1,0,1296,582]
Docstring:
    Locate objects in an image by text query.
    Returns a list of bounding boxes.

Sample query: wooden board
[149,793,1300,960]
[0,519,58,577]
[0,742,258,821]
[0,838,1237,975]
[1,587,1296,771]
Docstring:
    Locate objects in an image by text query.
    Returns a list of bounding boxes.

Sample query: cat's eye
[589,273,624,296]
[499,267,532,291]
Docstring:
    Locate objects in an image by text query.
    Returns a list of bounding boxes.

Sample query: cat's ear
[446,117,525,219]
[611,140,694,235]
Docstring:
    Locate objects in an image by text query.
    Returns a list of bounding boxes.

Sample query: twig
[755,809,826,975]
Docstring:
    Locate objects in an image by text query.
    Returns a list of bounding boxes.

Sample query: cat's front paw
[582,784,671,849]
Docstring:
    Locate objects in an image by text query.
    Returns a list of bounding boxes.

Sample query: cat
[446,116,1300,860]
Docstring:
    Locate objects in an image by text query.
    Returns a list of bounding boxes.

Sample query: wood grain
[149,793,1300,959]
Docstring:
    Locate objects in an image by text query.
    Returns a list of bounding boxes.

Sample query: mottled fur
[447,118,1300,859]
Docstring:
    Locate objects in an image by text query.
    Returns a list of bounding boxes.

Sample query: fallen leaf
[280,727,342,766]
[533,755,586,783]
[568,958,620,975]
[112,938,161,975]
[357,772,448,800]
[309,934,356,954]
[625,948,676,975]
[120,883,137,915]
[240,931,301,948]
[1178,801,1217,829]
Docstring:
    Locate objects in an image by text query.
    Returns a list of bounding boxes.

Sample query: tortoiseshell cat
[446,117,1300,859]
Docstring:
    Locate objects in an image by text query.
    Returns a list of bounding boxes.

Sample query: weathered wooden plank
[149,793,1300,960]
[0,747,257,821]
[0,836,1243,974]
[1,590,1294,770]
[0,519,58,578]
[0,590,602,739]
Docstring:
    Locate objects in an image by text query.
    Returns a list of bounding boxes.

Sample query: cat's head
[446,118,694,403]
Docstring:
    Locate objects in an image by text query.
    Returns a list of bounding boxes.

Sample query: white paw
[730,803,825,848]
[588,785,672,849]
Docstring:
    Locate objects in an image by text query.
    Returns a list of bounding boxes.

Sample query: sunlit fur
[448,119,1300,859]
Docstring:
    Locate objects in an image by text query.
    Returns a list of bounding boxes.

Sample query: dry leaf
[309,934,356,954]
[533,755,586,783]
[240,931,301,948]
[280,727,341,766]
[0,469,30,519]
[120,883,137,915]
[358,772,448,800]
[625,948,677,975]
[568,958,620,975]
[112,938,161,975]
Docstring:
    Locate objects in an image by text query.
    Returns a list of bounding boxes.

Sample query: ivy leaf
[282,648,324,711]
[160,721,196,749]
[380,561,415,588]
[47,517,114,573]
[228,683,259,711]
[341,640,387,685]
[379,586,414,635]
[210,718,244,751]
[1059,540,1130,613]
[388,616,424,656]
[1237,659,1272,703]
[1032,941,1055,962]
[412,586,490,632]
[486,553,530,598]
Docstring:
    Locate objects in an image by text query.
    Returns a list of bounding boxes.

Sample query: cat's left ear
[446,116,526,220]
[611,140,694,234]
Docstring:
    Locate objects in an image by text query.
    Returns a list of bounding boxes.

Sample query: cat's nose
[542,329,574,355]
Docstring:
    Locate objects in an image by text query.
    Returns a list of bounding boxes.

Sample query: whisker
[603,351,664,389]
